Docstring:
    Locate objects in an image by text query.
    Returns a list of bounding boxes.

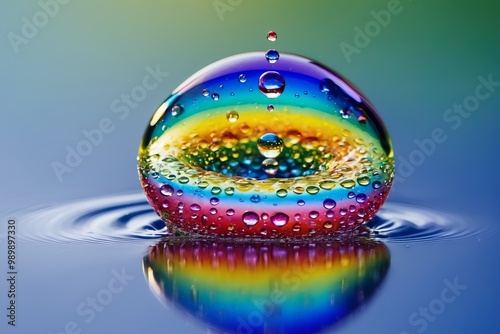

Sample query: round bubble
[138,52,394,238]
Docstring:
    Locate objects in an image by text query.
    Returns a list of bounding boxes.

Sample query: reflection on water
[143,238,390,334]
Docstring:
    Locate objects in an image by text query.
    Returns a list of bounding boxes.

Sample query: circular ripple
[366,202,483,243]
[12,194,481,244]
[17,193,168,245]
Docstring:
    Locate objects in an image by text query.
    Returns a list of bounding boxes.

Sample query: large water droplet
[258,71,285,98]
[265,49,280,63]
[140,51,395,238]
[257,133,284,158]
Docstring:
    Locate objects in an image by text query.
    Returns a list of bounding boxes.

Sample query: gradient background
[1,0,499,333]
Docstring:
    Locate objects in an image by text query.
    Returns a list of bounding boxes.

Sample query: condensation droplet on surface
[271,212,289,227]
[243,211,259,226]
[258,71,285,98]
[226,110,239,123]
[171,105,183,117]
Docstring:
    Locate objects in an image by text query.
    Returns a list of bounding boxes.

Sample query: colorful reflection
[143,238,390,334]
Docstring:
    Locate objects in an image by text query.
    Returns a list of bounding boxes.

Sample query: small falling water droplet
[267,31,277,42]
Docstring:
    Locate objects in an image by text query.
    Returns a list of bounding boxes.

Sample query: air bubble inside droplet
[262,158,279,175]
[257,133,284,158]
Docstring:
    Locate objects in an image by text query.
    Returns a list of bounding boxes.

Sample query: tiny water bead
[225,110,239,122]
[138,51,394,238]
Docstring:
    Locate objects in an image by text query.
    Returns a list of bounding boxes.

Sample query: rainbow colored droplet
[138,32,394,238]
